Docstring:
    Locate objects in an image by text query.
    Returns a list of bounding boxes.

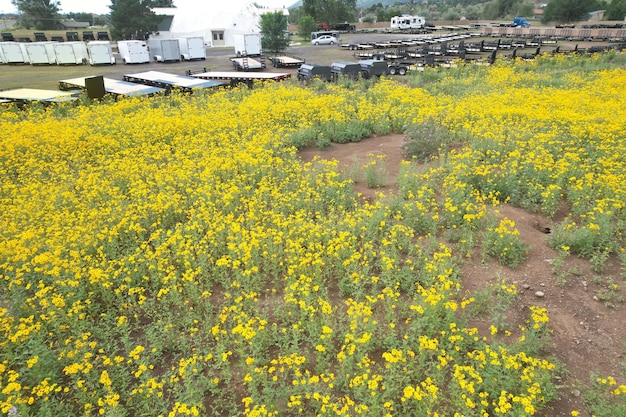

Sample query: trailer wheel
[388,67,397,75]
[398,67,407,75]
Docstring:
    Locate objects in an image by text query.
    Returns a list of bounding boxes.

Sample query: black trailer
[296,64,332,82]
[330,61,361,80]
[358,59,389,78]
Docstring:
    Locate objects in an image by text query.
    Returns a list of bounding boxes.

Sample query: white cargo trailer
[117,40,150,64]
[148,39,181,62]
[53,42,89,65]
[20,42,57,65]
[0,42,27,64]
[233,33,262,57]
[177,37,206,61]
[87,41,116,65]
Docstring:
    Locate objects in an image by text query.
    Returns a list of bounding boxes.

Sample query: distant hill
[288,0,412,9]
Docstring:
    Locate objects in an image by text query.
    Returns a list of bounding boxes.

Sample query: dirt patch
[298,134,626,417]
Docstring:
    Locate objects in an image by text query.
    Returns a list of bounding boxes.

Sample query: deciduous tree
[11,0,59,30]
[109,0,173,40]
[302,0,356,27]
[260,11,290,53]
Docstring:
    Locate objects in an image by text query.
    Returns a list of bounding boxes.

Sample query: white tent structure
[151,1,288,48]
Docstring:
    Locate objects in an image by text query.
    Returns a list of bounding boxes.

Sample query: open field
[1,37,626,417]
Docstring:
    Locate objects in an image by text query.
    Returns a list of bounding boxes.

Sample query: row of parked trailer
[0,37,207,66]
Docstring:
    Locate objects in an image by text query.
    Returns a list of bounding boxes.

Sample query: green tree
[302,0,356,27]
[298,15,318,39]
[260,11,290,53]
[542,0,595,22]
[605,0,626,19]
[11,0,59,30]
[109,0,173,40]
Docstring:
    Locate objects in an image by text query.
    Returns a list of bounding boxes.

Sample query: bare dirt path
[299,134,626,417]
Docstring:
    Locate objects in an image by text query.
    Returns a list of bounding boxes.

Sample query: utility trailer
[0,88,78,106]
[148,38,181,62]
[117,40,150,64]
[54,42,89,65]
[358,59,389,78]
[122,70,225,93]
[230,56,266,71]
[234,33,262,57]
[177,37,206,60]
[20,42,57,65]
[268,54,305,68]
[190,71,291,87]
[0,42,27,64]
[330,61,361,80]
[87,41,116,65]
[296,64,332,82]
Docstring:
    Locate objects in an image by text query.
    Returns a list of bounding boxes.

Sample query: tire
[388,66,397,75]
[314,42,319,45]
[398,67,407,75]
[330,41,334,45]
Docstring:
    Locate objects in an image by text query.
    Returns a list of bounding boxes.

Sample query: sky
[0,0,293,15]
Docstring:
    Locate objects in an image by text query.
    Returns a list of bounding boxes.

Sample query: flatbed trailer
[0,88,78,104]
[121,71,225,93]
[230,56,266,71]
[268,55,305,68]
[190,71,291,87]
[59,77,165,97]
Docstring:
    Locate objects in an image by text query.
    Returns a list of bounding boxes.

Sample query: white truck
[0,41,27,64]
[54,42,89,65]
[87,41,116,65]
[117,40,150,64]
[234,33,262,57]
[148,39,181,63]
[390,15,426,30]
[177,37,206,60]
[20,42,57,65]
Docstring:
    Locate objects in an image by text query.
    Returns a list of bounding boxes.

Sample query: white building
[151,1,288,47]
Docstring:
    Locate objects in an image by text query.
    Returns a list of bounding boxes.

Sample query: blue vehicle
[513,17,530,28]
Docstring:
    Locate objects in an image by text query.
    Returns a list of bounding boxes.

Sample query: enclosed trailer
[117,40,150,64]
[233,33,262,57]
[390,15,426,30]
[148,39,181,62]
[20,42,57,65]
[87,41,116,65]
[0,42,27,64]
[177,37,206,60]
[54,42,89,65]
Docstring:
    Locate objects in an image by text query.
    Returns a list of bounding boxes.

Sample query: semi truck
[148,38,181,63]
[178,37,206,60]
[117,40,150,64]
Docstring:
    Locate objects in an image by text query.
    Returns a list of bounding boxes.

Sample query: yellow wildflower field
[0,53,625,416]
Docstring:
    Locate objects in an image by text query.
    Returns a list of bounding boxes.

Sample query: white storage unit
[53,42,89,65]
[86,41,116,65]
[148,39,181,62]
[20,42,57,65]
[0,42,27,64]
[177,37,206,60]
[233,33,262,56]
[117,40,150,64]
